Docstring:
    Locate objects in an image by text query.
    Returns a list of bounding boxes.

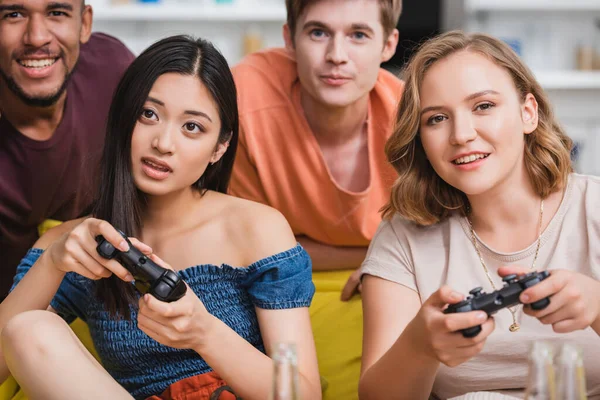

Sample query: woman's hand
[44,218,136,282]
[137,253,216,351]
[406,285,495,367]
[498,266,600,333]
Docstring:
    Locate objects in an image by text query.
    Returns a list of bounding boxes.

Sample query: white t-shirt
[361,173,600,399]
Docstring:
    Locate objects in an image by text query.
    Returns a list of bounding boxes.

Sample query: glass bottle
[556,343,587,400]
[524,341,556,400]
[270,342,300,400]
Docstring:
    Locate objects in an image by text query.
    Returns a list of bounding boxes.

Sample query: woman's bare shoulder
[217,193,297,261]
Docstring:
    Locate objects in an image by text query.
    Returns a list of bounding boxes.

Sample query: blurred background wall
[88,0,600,175]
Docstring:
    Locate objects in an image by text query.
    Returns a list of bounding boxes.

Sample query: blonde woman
[359,31,600,399]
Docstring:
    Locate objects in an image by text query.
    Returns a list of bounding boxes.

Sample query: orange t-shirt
[230,48,404,247]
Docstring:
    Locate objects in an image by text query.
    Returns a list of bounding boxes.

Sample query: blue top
[10,245,314,400]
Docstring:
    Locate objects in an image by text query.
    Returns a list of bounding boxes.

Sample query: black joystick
[96,231,187,302]
[444,271,551,338]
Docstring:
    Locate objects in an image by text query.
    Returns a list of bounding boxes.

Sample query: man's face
[285,0,397,109]
[0,0,92,107]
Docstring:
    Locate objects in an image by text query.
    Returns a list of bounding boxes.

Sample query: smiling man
[0,0,134,298]
[229,0,403,398]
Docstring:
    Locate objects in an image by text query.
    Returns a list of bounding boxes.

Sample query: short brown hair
[382,30,573,225]
[285,0,402,39]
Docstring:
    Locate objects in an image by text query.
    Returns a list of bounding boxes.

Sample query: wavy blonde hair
[382,30,573,225]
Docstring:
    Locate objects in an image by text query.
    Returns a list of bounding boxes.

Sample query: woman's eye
[141,109,157,120]
[184,122,201,133]
[475,102,494,112]
[427,115,446,125]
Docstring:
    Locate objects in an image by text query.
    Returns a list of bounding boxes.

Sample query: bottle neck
[271,343,300,400]
[525,342,556,400]
[556,344,587,400]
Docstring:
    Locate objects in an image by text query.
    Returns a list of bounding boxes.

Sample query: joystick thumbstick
[469,287,483,297]
[502,274,518,283]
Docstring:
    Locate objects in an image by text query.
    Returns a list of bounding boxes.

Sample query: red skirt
[146,371,239,400]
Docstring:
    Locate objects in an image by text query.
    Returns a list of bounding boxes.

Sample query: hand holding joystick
[96,231,187,302]
[444,271,551,337]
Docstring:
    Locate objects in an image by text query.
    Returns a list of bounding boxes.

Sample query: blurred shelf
[534,71,600,90]
[466,0,600,13]
[92,1,286,21]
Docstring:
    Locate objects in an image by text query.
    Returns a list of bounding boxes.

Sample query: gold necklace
[467,199,544,332]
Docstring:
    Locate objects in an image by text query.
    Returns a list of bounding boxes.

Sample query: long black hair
[92,35,239,318]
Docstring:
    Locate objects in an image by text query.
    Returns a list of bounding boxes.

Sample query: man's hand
[341,268,363,301]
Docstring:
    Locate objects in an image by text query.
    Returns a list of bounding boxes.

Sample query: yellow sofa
[1,220,363,400]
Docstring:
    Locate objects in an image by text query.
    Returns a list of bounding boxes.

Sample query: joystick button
[469,287,483,297]
[153,281,173,300]
[502,274,518,283]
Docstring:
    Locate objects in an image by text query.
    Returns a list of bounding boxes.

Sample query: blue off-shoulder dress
[10,245,314,400]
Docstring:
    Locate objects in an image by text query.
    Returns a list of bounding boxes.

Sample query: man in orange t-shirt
[230,1,403,397]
